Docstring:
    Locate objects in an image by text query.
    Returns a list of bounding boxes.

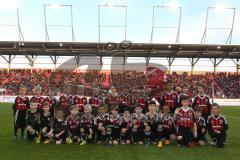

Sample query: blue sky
[0,0,239,72]
[0,0,240,44]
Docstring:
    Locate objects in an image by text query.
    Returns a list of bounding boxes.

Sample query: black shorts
[177,127,192,146]
[209,132,227,148]
[81,126,94,135]
[193,132,206,142]
[14,111,27,128]
[111,127,120,140]
[132,128,145,142]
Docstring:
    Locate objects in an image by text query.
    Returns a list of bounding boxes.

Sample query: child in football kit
[193,106,207,146]
[12,85,29,141]
[26,102,41,143]
[108,106,122,145]
[120,110,132,145]
[89,88,103,116]
[161,105,176,146]
[145,100,160,146]
[30,85,45,111]
[174,95,197,147]
[49,110,66,145]
[160,83,178,114]
[207,103,228,148]
[80,104,95,144]
[40,101,53,144]
[44,89,57,117]
[73,85,88,115]
[192,83,211,120]
[94,106,109,144]
[131,105,147,144]
[65,105,82,144]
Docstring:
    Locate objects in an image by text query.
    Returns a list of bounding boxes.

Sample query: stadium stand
[0,69,239,98]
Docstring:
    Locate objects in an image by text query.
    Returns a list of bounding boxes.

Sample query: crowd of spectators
[0,69,239,98]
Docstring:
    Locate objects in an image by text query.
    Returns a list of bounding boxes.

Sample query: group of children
[12,83,228,148]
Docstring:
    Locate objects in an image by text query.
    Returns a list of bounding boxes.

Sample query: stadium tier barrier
[0,96,239,106]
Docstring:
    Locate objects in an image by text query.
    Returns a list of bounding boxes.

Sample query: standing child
[174,95,197,147]
[73,85,88,115]
[12,85,29,141]
[160,83,178,115]
[26,102,41,143]
[135,90,148,113]
[59,86,73,116]
[44,89,57,117]
[192,83,211,120]
[178,83,192,107]
[89,88,103,116]
[207,103,228,148]
[30,85,45,111]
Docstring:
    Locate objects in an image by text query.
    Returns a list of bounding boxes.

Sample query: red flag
[146,66,166,89]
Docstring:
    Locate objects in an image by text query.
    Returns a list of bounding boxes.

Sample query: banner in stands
[0,96,239,106]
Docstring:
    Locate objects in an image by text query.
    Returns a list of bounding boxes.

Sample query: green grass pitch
[0,103,240,160]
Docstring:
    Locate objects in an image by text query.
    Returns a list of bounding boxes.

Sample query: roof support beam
[210,58,224,74]
[189,58,200,74]
[167,57,175,74]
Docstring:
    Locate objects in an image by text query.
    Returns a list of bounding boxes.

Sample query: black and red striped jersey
[13,96,29,112]
[44,96,57,107]
[161,113,175,132]
[192,94,211,115]
[94,113,109,126]
[131,113,147,127]
[81,114,95,128]
[108,114,122,127]
[65,115,81,133]
[120,94,133,107]
[107,93,120,106]
[89,96,103,109]
[59,94,73,107]
[161,91,178,113]
[145,112,160,125]
[73,95,88,113]
[207,114,228,133]
[135,96,148,109]
[30,96,45,110]
[174,107,196,128]
[121,114,132,128]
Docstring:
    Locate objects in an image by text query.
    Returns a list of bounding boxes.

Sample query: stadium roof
[0,41,240,59]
